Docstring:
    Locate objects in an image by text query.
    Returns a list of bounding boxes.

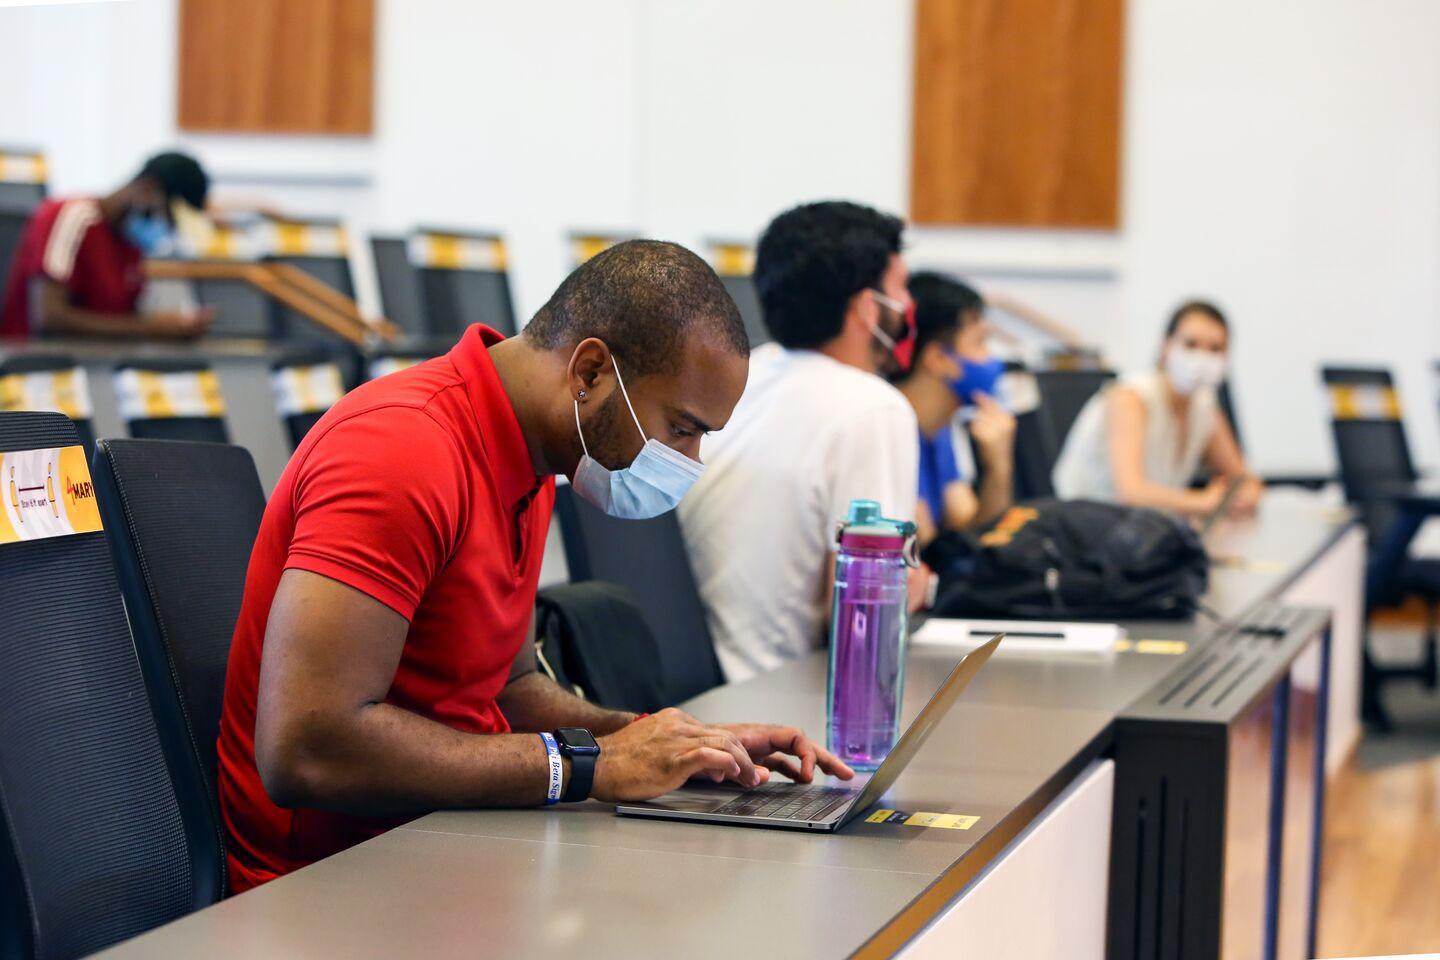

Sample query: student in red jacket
[1,150,213,340]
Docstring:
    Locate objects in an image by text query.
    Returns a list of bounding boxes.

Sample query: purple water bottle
[827,499,919,771]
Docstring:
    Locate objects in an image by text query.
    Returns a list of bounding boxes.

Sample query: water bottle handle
[903,533,921,569]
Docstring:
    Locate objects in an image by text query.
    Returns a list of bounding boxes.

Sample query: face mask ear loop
[573,399,591,458]
[610,356,649,442]
[867,290,902,352]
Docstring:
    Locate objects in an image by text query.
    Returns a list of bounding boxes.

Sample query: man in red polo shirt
[218,239,853,891]
[0,150,213,340]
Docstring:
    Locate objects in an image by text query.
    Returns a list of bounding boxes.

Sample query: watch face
[557,727,599,752]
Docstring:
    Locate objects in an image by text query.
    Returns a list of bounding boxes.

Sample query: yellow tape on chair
[572,235,620,265]
[270,222,349,258]
[0,445,102,544]
[411,234,507,272]
[0,151,46,185]
[114,368,226,421]
[0,369,94,421]
[710,243,755,277]
[1328,383,1400,420]
[271,364,345,416]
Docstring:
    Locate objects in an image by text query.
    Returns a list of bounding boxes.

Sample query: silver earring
[578,390,587,398]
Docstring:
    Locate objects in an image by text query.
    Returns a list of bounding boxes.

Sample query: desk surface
[96,496,1354,960]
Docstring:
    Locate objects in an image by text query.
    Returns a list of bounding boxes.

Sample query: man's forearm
[973,462,1013,529]
[41,304,155,337]
[497,671,637,735]
[260,698,562,816]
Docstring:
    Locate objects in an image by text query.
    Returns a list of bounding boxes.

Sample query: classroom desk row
[96,493,1365,960]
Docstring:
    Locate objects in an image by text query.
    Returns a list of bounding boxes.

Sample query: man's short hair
[523,239,747,378]
[753,201,905,350]
[138,151,209,210]
[908,272,985,368]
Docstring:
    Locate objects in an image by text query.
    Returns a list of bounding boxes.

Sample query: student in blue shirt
[894,273,1016,546]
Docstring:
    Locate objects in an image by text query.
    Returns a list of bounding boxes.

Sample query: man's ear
[841,288,876,339]
[566,337,612,402]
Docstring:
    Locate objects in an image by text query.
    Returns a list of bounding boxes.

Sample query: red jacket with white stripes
[1,198,145,339]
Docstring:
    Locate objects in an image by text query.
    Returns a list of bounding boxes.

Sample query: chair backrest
[552,483,724,705]
[0,204,37,306]
[0,353,96,454]
[1035,368,1117,473]
[90,438,267,906]
[1322,366,1417,499]
[997,363,1054,500]
[1217,379,1242,452]
[0,148,46,209]
[184,222,275,339]
[568,231,635,268]
[370,235,428,337]
[0,412,217,960]
[270,347,348,449]
[113,357,231,444]
[706,240,768,348]
[263,217,355,339]
[409,229,517,339]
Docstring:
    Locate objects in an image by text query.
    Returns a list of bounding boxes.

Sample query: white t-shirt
[1052,370,1218,501]
[678,343,919,683]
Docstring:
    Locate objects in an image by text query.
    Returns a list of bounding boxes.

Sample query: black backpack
[927,499,1209,620]
[533,581,666,714]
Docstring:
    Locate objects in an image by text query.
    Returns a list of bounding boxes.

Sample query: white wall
[3,0,1438,475]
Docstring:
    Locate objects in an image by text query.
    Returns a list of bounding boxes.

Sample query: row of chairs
[0,346,449,454]
[0,410,725,958]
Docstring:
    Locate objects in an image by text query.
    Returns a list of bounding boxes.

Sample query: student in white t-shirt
[678,201,922,683]
[1051,300,1262,518]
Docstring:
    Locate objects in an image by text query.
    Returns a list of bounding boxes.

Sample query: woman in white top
[1052,301,1262,518]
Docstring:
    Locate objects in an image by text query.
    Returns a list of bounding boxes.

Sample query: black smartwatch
[553,727,600,802]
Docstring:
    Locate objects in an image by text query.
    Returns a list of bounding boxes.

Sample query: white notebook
[912,618,1122,659]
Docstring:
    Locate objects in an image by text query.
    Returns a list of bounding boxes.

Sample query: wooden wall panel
[911,0,1124,229]
[178,0,375,135]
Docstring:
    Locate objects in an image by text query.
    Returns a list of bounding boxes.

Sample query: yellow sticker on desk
[1,445,102,544]
[865,808,979,830]
[1114,638,1189,655]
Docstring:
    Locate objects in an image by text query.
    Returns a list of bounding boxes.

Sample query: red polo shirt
[217,325,554,893]
[1,198,144,338]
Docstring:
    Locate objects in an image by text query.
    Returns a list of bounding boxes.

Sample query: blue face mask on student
[122,211,174,256]
[946,353,1005,406]
[572,356,705,520]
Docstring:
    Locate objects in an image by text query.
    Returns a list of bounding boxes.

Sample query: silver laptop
[616,635,1001,832]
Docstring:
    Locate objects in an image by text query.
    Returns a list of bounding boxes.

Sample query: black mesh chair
[0,204,37,302]
[113,357,231,444]
[1034,368,1117,475]
[265,217,356,340]
[90,438,267,905]
[270,347,348,448]
[411,229,517,339]
[553,483,724,705]
[998,363,1054,500]
[706,241,768,348]
[1322,366,1440,725]
[0,353,96,454]
[370,235,428,337]
[0,412,220,960]
[0,147,47,210]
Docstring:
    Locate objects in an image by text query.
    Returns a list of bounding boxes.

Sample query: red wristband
[632,713,649,723]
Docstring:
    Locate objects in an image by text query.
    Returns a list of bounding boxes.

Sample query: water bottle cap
[836,498,918,560]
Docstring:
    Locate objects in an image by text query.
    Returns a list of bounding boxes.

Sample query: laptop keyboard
[711,783,857,822]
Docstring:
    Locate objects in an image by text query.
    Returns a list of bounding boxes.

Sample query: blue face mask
[946,353,1005,406]
[571,356,705,520]
[122,211,174,256]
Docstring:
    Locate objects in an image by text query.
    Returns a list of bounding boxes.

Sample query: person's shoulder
[303,362,471,460]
